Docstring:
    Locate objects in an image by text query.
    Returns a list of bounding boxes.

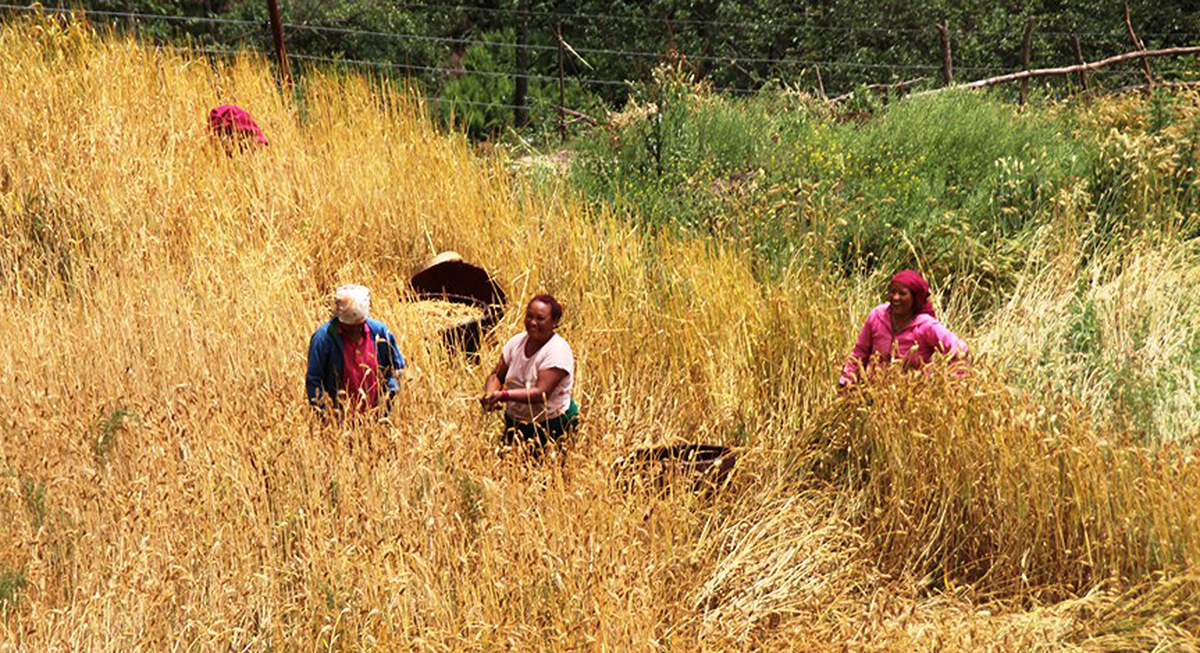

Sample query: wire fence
[152,44,542,110]
[3,2,1197,126]
[386,2,1200,40]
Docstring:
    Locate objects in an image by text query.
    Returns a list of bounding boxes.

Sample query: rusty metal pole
[265,0,292,87]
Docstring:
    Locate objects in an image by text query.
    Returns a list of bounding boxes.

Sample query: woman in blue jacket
[306,284,405,414]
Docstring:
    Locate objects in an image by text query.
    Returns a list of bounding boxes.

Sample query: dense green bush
[437,30,609,139]
[569,77,1099,307]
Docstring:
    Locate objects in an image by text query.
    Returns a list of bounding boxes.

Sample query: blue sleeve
[306,331,327,407]
[385,329,404,393]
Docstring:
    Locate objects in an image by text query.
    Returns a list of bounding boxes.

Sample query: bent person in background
[480,294,579,450]
[306,284,405,415]
[839,270,967,389]
[207,104,268,150]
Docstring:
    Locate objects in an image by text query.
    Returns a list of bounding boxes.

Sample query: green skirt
[502,399,579,449]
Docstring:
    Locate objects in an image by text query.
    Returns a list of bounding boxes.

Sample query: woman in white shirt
[480,294,578,449]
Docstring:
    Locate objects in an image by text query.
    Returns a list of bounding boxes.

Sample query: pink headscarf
[891,270,936,318]
[208,105,268,145]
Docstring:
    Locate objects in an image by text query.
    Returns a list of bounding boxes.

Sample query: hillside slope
[0,17,1197,651]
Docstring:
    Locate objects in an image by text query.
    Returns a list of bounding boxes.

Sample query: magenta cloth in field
[839,304,968,386]
[338,321,380,411]
[207,105,268,145]
[891,269,936,317]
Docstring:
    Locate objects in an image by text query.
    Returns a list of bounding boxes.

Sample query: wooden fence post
[937,22,953,86]
[1124,4,1153,86]
[265,0,291,88]
[1020,17,1035,105]
[556,22,566,145]
[1070,34,1088,90]
[512,0,530,128]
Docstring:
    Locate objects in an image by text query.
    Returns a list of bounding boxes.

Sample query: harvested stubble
[0,15,1198,652]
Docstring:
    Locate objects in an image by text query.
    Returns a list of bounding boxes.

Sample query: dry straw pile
[0,16,1197,651]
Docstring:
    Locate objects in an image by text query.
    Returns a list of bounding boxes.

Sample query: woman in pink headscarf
[208,105,268,151]
[839,270,968,388]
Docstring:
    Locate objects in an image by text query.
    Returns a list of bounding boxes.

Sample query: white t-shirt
[501,332,574,422]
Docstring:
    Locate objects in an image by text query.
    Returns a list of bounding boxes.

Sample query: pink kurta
[840,303,967,386]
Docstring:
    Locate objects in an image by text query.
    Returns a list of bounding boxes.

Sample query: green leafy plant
[93,406,135,465]
[0,568,27,617]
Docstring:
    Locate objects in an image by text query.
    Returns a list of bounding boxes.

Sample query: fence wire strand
[0,1,1180,112]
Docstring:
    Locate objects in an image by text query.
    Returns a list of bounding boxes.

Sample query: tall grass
[0,16,1198,651]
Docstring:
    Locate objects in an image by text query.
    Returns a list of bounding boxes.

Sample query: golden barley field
[1,16,1199,652]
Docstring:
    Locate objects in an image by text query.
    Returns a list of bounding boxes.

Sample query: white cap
[333,284,370,324]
